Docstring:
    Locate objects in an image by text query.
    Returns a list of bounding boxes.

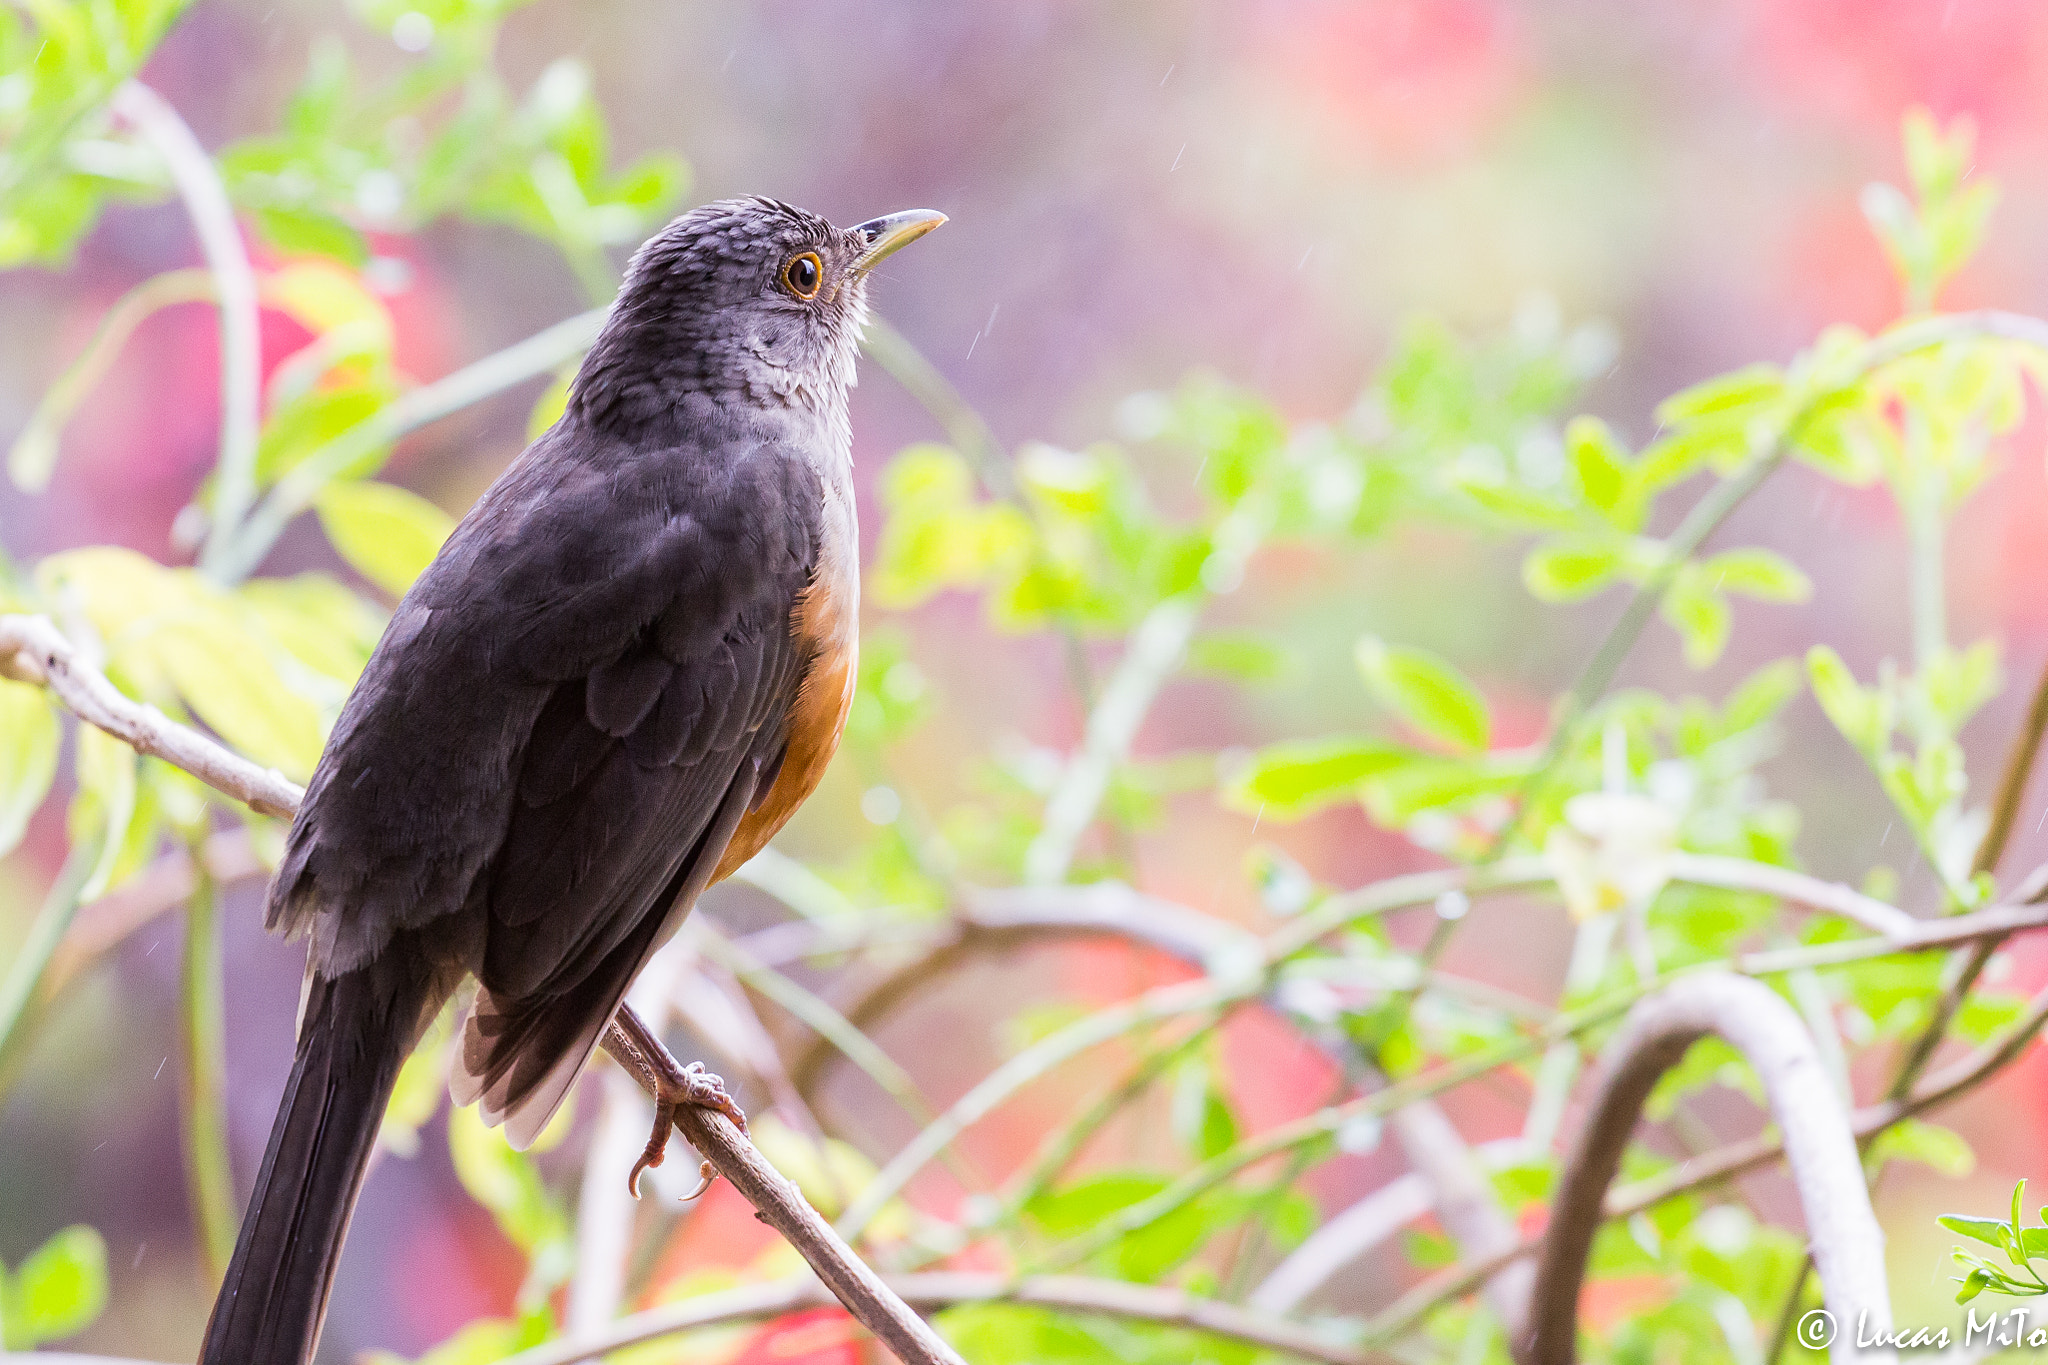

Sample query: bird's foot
[629,1062,748,1199]
[605,1003,747,1200]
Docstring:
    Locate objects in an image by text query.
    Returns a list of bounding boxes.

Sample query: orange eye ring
[782,251,823,300]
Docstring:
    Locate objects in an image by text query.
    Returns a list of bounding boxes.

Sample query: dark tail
[200,948,441,1365]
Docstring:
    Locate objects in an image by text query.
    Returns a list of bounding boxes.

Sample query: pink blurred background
[9,0,2048,1356]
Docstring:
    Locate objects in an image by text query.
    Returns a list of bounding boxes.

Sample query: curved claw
[678,1160,718,1202]
[627,1096,678,1200]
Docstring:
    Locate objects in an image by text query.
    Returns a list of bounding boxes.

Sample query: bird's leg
[603,1002,747,1200]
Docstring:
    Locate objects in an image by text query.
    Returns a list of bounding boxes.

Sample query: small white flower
[1545,791,1678,921]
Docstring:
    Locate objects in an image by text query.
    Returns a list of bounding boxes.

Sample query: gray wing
[268,423,822,1143]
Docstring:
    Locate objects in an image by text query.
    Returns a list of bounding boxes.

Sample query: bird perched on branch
[200,197,944,1365]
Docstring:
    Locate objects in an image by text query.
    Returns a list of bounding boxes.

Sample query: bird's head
[572,197,944,440]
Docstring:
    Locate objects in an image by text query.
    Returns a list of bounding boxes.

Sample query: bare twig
[1518,974,1892,1364]
[601,1007,967,1365]
[110,83,261,576]
[863,316,1015,498]
[1391,1101,1534,1342]
[1666,853,1920,938]
[1972,655,2048,882]
[495,1269,1394,1365]
[1246,1137,1539,1316]
[0,616,302,816]
[1024,595,1202,884]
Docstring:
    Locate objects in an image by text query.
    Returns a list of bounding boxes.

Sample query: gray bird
[199,197,944,1365]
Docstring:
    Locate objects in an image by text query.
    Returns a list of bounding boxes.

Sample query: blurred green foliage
[5,3,2048,1362]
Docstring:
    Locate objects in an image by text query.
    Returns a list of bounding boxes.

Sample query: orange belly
[711,587,856,882]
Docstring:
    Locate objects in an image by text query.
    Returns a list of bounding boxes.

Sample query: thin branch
[110,83,262,577]
[493,1269,1395,1365]
[699,926,942,1127]
[601,1008,967,1365]
[0,616,302,816]
[836,973,1252,1241]
[1024,594,1202,884]
[7,268,214,493]
[1390,1100,1534,1342]
[1028,994,1638,1279]
[1666,852,1920,938]
[1517,973,1892,1365]
[1973,653,2048,882]
[863,315,1016,498]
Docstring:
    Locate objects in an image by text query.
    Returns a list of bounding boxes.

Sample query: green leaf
[1453,474,1578,531]
[1722,659,1803,732]
[1656,364,1784,425]
[446,1106,567,1256]
[939,1304,1105,1365]
[1355,637,1489,752]
[1,1225,108,1348]
[0,680,60,859]
[1660,569,1731,668]
[1184,632,1287,682]
[1566,415,1633,524]
[1358,753,1528,826]
[151,607,328,781]
[1702,548,1812,604]
[526,370,571,441]
[1524,537,1624,602]
[1808,647,1889,753]
[1920,639,2002,733]
[314,480,455,599]
[871,445,1031,611]
[1874,1119,1973,1177]
[1170,1061,1239,1162]
[1224,736,1413,820]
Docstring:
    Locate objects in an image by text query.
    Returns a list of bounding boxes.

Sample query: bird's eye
[781,251,823,300]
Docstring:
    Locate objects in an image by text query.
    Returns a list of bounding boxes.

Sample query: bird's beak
[851,209,947,275]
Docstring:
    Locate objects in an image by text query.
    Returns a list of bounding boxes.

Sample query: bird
[198,197,945,1365]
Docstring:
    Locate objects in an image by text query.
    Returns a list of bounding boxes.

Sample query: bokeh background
[10,0,2048,1357]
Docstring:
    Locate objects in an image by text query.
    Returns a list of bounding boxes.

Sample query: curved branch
[1518,974,1891,1365]
[110,83,261,575]
[1367,976,2048,1344]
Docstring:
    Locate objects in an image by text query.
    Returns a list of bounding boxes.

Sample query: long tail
[200,946,442,1365]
